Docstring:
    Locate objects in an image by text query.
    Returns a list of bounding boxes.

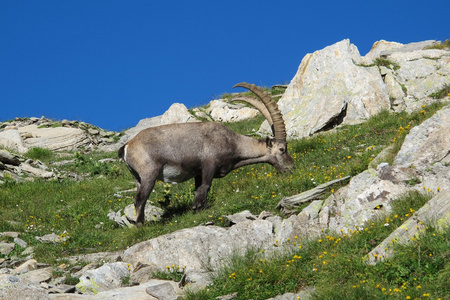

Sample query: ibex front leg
[192,166,215,210]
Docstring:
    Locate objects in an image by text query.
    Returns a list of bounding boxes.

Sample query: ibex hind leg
[134,172,157,225]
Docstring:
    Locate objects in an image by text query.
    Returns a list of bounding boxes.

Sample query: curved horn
[231,96,273,127]
[233,82,287,142]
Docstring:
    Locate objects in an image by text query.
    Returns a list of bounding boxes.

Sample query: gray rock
[130,263,159,284]
[217,292,238,300]
[0,150,21,166]
[266,288,315,300]
[50,280,177,299]
[65,251,123,266]
[12,259,37,274]
[298,200,324,220]
[145,280,182,300]
[0,130,28,153]
[394,105,450,194]
[207,100,259,123]
[87,128,99,135]
[17,125,91,151]
[226,210,257,224]
[0,242,15,255]
[394,105,450,171]
[123,220,275,276]
[112,116,163,149]
[160,103,197,125]
[325,166,409,233]
[0,274,49,300]
[364,40,404,61]
[19,163,55,179]
[21,247,34,256]
[19,267,52,283]
[75,262,132,294]
[1,231,20,238]
[273,39,390,139]
[108,204,164,227]
[35,233,69,244]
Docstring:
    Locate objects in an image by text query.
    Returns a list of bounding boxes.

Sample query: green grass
[0,101,448,294]
[356,58,400,71]
[25,147,54,160]
[220,86,285,103]
[430,83,450,100]
[425,39,450,50]
[374,58,400,71]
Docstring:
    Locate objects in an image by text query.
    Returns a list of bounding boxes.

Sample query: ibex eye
[279,147,285,153]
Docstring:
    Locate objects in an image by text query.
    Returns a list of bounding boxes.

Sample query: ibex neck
[233,135,269,168]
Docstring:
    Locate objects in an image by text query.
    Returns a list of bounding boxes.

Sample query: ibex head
[232,82,295,173]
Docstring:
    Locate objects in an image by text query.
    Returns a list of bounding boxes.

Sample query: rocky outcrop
[371,41,450,112]
[0,117,120,153]
[0,149,56,183]
[123,217,276,287]
[267,39,390,138]
[270,39,449,139]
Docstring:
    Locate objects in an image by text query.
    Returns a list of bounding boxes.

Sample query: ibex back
[119,83,294,225]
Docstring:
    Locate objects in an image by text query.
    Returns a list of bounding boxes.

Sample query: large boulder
[17,125,91,151]
[160,103,197,125]
[207,100,260,122]
[395,105,450,170]
[273,39,390,139]
[76,262,132,294]
[0,129,28,153]
[123,219,275,286]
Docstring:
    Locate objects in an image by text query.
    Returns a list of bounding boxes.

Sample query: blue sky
[1,1,449,132]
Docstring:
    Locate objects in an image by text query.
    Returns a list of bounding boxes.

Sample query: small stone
[35,233,68,244]
[88,128,99,135]
[14,237,27,248]
[21,246,34,256]
[1,232,20,238]
[145,280,181,300]
[0,242,15,255]
[13,259,38,274]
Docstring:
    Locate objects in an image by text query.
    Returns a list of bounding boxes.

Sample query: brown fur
[119,84,295,225]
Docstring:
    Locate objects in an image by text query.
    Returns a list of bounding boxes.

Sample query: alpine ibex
[119,83,294,225]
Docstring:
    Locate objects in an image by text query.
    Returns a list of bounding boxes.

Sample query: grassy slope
[0,101,448,299]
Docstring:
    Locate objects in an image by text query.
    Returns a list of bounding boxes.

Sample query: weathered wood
[276,176,350,215]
